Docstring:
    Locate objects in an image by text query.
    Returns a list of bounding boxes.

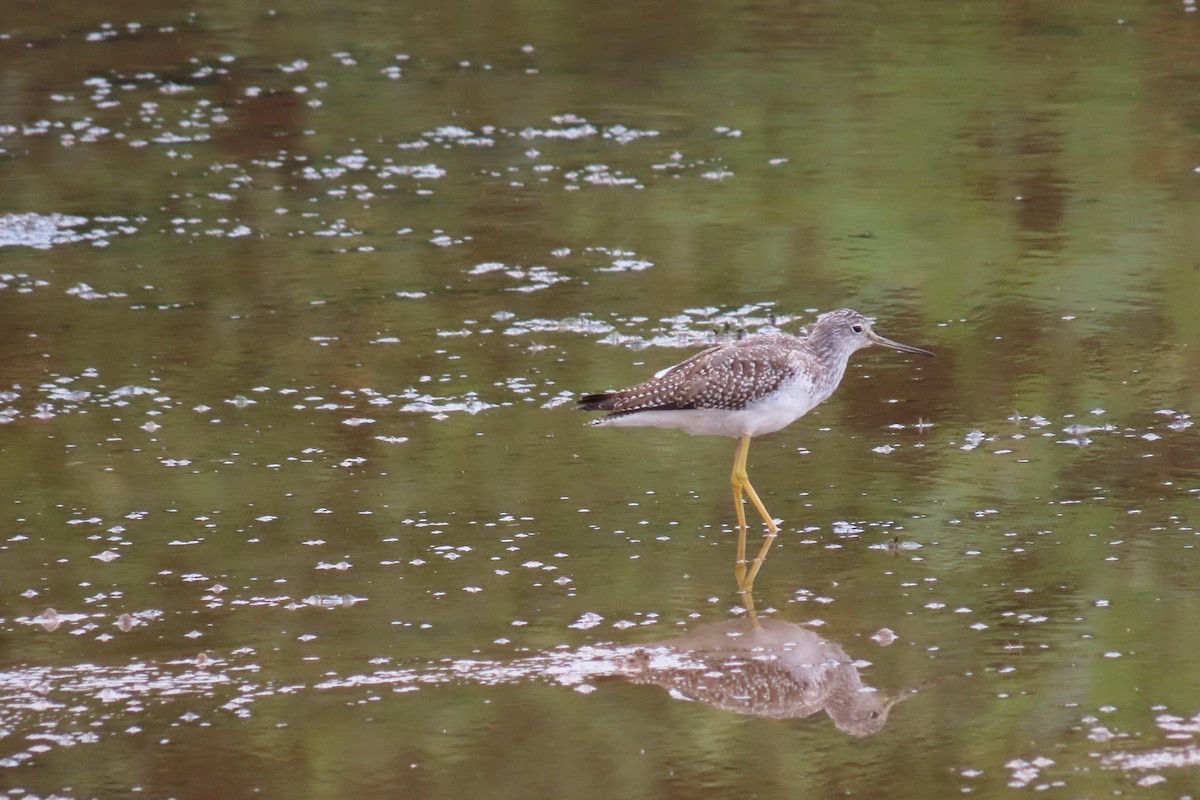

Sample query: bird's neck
[805,336,858,398]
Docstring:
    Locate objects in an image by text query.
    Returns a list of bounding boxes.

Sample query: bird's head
[810,308,934,358]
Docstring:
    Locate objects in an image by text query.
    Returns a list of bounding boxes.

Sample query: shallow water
[2,1,1200,798]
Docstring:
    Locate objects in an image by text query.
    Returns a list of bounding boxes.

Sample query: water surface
[2,1,1200,798]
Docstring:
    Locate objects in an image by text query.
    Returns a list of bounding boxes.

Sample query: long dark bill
[867,330,934,357]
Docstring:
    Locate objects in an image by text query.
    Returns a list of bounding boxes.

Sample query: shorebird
[617,616,908,735]
[577,308,933,592]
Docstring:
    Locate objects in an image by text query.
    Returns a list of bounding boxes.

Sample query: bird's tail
[576,392,618,411]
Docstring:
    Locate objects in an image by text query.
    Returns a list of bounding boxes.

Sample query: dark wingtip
[576,392,617,412]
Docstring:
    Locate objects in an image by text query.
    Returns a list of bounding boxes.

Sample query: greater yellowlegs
[578,308,933,592]
[617,616,906,734]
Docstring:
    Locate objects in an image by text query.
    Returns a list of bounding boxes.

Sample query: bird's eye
[851,323,864,334]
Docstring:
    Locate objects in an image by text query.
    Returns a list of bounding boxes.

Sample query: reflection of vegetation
[1,0,1199,796]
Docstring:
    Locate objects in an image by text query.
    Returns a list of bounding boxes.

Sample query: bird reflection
[609,603,909,736]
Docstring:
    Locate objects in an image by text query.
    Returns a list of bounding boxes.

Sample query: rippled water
[2,1,1200,798]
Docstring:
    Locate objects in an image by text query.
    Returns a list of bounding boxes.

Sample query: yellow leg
[739,589,761,627]
[740,509,779,592]
[731,434,752,588]
[730,434,779,593]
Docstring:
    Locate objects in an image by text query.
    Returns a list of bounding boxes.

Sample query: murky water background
[3,1,1200,798]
